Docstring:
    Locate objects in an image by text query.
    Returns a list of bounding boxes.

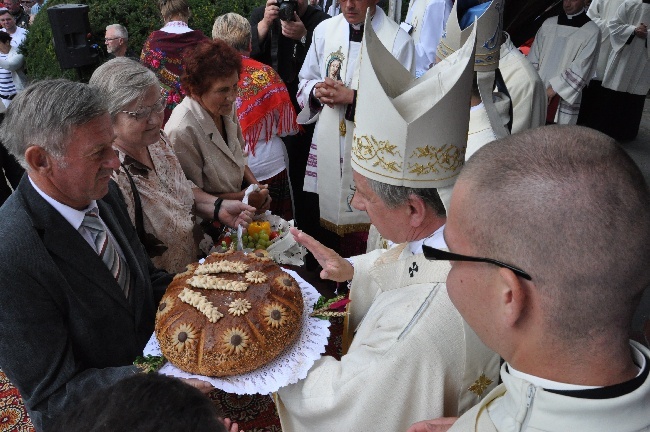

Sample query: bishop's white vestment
[499,34,546,133]
[528,11,600,125]
[276,234,500,432]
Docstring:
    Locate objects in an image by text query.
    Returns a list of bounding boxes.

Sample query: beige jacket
[164,96,246,195]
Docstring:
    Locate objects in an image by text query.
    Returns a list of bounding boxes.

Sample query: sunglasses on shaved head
[422,245,533,281]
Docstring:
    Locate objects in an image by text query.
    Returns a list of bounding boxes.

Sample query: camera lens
[278,0,296,21]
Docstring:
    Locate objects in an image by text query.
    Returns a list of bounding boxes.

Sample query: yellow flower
[251,70,270,86]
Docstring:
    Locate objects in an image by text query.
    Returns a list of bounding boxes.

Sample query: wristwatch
[300,34,307,45]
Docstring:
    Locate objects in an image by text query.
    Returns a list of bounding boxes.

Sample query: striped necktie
[82,211,131,299]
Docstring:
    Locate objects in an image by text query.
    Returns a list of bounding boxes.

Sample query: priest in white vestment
[296,0,414,254]
[599,0,650,140]
[407,126,650,432]
[402,0,453,77]
[588,0,627,80]
[577,0,626,131]
[528,0,600,125]
[275,17,500,432]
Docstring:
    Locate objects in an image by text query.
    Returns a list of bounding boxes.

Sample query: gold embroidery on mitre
[352,135,402,173]
[339,119,347,136]
[407,144,465,176]
[468,373,493,397]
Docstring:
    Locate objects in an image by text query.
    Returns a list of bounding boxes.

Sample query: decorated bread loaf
[155,249,304,376]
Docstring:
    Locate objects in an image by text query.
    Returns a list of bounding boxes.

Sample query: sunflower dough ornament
[155,250,304,376]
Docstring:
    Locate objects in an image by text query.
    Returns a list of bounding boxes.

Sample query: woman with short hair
[140,0,207,125]
[165,39,272,213]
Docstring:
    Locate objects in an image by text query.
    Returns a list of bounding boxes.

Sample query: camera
[277,0,298,21]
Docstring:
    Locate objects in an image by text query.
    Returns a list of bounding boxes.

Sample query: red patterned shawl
[236,56,300,156]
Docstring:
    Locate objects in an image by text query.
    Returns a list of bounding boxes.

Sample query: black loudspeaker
[47,4,99,70]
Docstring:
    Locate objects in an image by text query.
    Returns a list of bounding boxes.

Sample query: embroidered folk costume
[527,9,600,125]
[140,22,207,125]
[276,16,499,432]
[236,56,300,220]
[297,7,414,239]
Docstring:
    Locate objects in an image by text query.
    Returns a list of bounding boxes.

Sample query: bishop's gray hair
[106,23,129,39]
[0,79,107,169]
[89,57,159,117]
[367,179,446,217]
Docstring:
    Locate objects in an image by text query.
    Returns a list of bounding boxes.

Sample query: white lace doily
[143,268,330,395]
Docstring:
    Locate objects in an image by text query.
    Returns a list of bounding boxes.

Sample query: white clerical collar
[161,21,193,34]
[566,8,585,19]
[408,224,447,255]
[507,344,646,390]
[28,176,98,231]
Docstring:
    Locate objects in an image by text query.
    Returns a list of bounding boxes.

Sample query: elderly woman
[212,13,300,221]
[89,58,253,273]
[140,0,207,125]
[165,39,271,211]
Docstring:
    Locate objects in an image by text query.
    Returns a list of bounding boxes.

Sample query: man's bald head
[452,125,650,343]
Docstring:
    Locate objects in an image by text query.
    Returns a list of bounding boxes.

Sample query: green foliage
[24,0,264,80]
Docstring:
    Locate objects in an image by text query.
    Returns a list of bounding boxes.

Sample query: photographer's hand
[281,12,308,41]
[258,0,279,42]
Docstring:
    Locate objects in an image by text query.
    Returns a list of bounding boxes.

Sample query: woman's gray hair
[212,13,251,52]
[367,178,447,217]
[89,58,159,117]
[0,79,107,169]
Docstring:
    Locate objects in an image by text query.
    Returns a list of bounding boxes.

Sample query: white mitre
[437,0,503,72]
[351,10,477,188]
[437,0,510,139]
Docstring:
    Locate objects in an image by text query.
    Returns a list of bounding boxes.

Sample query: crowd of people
[0,0,649,431]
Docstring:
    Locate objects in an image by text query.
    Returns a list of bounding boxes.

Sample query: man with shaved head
[410,125,650,431]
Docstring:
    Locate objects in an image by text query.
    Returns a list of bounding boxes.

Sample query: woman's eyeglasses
[120,97,166,121]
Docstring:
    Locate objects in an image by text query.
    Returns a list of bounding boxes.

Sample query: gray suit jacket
[0,176,172,431]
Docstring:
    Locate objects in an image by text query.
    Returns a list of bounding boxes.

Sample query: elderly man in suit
[0,79,217,431]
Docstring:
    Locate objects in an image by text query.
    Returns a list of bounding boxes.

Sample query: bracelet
[213,198,224,223]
